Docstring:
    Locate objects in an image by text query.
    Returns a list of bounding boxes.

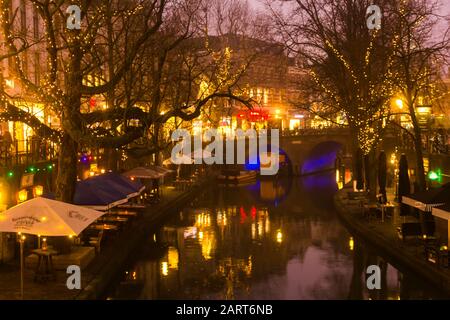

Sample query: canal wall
[75,176,216,300]
[334,187,450,296]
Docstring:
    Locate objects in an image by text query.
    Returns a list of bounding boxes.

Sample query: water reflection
[109,172,447,300]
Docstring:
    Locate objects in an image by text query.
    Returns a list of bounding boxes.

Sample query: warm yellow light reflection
[168,247,179,270]
[161,262,168,276]
[217,212,228,227]
[349,237,354,251]
[265,215,270,234]
[257,222,263,237]
[276,230,283,243]
[195,212,211,227]
[245,256,253,276]
[200,231,215,260]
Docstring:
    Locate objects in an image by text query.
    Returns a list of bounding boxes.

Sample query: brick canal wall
[334,187,450,296]
[75,176,215,300]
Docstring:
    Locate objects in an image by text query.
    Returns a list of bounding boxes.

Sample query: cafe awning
[432,204,450,221]
[74,180,129,210]
[92,172,145,197]
[402,183,450,212]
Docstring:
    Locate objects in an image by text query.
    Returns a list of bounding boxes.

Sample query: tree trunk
[56,33,83,203]
[364,150,377,201]
[412,127,426,191]
[153,123,161,166]
[407,96,426,191]
[349,126,364,189]
[55,133,78,202]
[106,148,119,171]
[355,147,364,190]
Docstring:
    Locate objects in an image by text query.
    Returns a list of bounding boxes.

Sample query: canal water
[107,172,447,300]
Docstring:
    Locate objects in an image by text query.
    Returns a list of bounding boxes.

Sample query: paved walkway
[335,186,450,296]
[0,176,210,300]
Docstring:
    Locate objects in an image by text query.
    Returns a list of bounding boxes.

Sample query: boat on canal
[217,168,257,186]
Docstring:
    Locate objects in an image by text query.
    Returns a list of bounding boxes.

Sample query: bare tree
[268,0,450,192]
[0,0,253,202]
[389,0,450,191]
[268,0,398,194]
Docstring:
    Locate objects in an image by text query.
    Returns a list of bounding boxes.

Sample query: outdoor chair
[424,244,439,264]
[361,200,380,221]
[423,239,449,267]
[88,230,104,254]
[438,248,450,268]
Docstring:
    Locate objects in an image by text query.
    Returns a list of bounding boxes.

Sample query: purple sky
[248,0,450,15]
[248,0,450,35]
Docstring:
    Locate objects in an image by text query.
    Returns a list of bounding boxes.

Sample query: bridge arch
[301,141,344,175]
[279,130,352,176]
[244,145,293,175]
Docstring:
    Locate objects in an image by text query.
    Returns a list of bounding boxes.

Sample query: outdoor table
[89,223,119,231]
[112,210,138,217]
[118,204,146,209]
[175,179,191,191]
[32,248,58,282]
[380,203,396,222]
[101,216,129,223]
[363,203,379,221]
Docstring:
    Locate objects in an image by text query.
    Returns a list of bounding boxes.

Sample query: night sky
[248,0,450,16]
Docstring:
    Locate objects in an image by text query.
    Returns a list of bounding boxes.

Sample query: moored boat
[217,169,257,185]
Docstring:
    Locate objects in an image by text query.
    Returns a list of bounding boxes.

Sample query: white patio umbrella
[163,154,194,165]
[0,197,106,299]
[123,167,164,179]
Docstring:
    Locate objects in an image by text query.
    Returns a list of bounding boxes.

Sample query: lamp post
[18,234,25,300]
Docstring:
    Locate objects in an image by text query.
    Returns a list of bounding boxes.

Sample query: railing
[282,127,349,137]
[428,129,449,155]
[0,138,58,168]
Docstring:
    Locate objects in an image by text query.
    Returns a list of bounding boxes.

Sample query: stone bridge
[278,128,352,175]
